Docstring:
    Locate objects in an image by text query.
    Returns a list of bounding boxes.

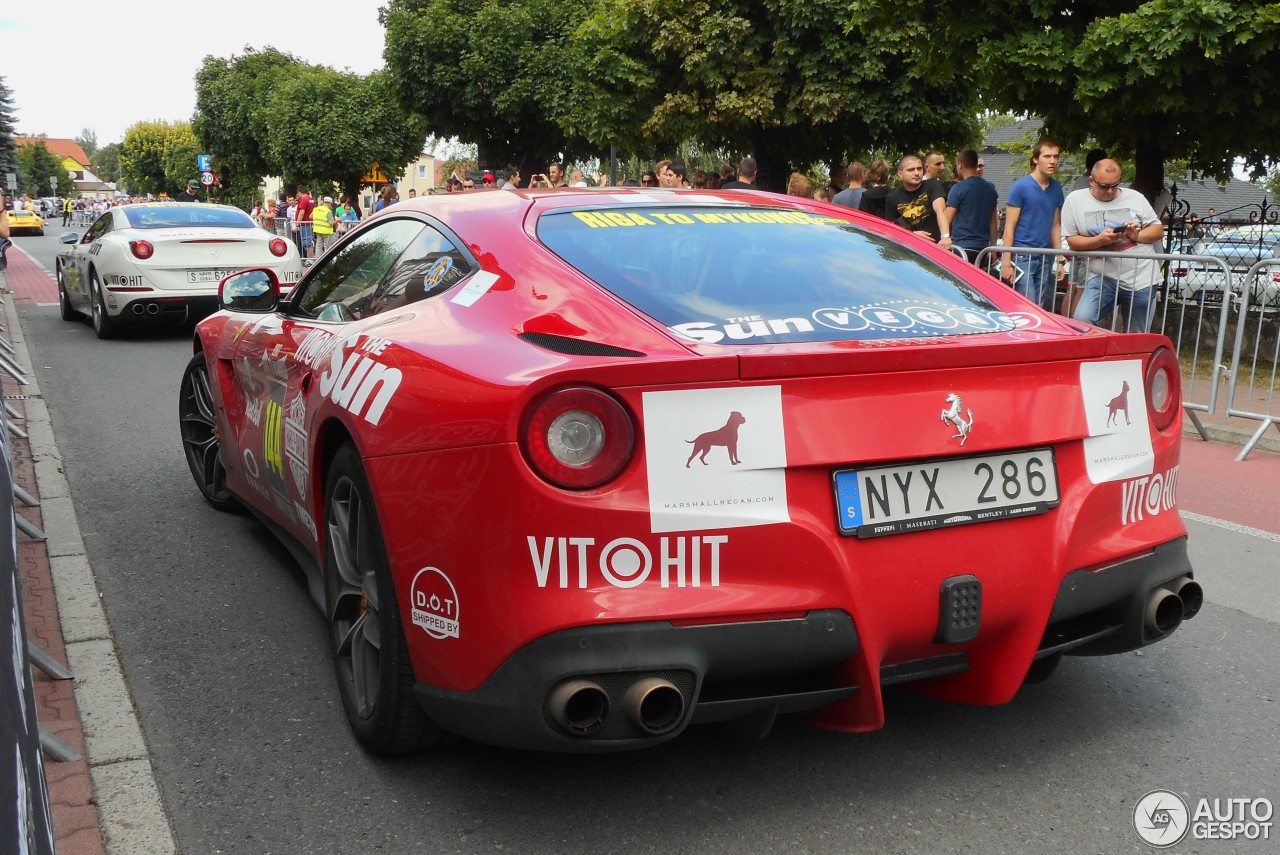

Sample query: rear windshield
[537,205,1017,344]
[122,206,256,230]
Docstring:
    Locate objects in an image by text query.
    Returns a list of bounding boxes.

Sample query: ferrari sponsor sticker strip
[1080,359,1154,484]
[571,209,847,229]
[528,535,727,589]
[834,448,1060,538]
[1121,465,1178,525]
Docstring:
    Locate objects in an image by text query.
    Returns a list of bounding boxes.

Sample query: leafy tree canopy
[381,0,580,181]
[120,121,199,197]
[93,142,124,187]
[194,47,301,182]
[75,128,99,160]
[16,139,75,197]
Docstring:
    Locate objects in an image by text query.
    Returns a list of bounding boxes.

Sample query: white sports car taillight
[521,387,634,489]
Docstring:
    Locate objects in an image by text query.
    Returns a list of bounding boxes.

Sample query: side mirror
[59,232,79,245]
[219,268,279,313]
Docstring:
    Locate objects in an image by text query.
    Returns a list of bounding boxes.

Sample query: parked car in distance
[1172,224,1280,310]
[55,202,304,339]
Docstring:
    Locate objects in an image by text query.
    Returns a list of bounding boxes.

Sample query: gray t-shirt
[1061,187,1160,291]
[832,186,865,210]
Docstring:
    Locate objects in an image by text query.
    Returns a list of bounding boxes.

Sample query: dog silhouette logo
[685,411,746,467]
[1106,380,1131,427]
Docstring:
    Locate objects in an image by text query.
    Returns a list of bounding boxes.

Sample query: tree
[75,128,99,161]
[571,0,983,189]
[195,48,429,203]
[854,0,1280,202]
[381,0,581,184]
[120,121,200,197]
[93,142,124,186]
[0,76,18,183]
[16,139,74,197]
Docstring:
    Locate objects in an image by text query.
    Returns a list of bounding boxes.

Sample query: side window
[82,214,112,244]
[293,219,425,322]
[361,225,473,316]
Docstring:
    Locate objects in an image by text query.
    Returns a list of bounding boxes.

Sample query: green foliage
[75,129,99,160]
[0,76,18,181]
[120,121,200,197]
[93,143,124,187]
[16,139,74,197]
[195,48,428,203]
[565,0,982,189]
[381,0,579,182]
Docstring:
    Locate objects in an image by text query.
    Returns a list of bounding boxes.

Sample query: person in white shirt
[1061,159,1164,332]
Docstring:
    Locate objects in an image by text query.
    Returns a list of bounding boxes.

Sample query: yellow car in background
[7,207,45,236]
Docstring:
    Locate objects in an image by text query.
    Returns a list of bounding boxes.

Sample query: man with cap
[175,179,201,202]
[483,173,497,188]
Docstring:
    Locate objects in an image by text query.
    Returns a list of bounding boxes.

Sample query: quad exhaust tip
[623,677,685,735]
[1145,575,1202,638]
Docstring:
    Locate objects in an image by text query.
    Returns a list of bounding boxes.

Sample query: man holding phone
[1061,158,1163,332]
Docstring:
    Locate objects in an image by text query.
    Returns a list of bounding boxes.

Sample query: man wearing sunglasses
[1061,158,1163,332]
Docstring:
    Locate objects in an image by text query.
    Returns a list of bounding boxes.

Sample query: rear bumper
[414,609,859,752]
[108,294,219,326]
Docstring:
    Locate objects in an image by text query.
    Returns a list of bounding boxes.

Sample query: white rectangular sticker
[1080,359,1154,483]
[450,270,499,307]
[643,386,789,533]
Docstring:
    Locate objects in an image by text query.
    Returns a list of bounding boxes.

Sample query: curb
[2,273,178,854]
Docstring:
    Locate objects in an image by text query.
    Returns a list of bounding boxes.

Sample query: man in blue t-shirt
[944,149,998,262]
[1000,139,1064,311]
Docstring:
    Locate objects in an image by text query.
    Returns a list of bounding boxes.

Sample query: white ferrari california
[56,202,303,338]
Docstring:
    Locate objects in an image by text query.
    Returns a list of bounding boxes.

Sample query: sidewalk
[2,254,176,854]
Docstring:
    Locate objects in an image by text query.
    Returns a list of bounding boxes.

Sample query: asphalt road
[11,228,1280,854]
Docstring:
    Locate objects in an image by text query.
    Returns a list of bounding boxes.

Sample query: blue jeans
[1013,253,1057,311]
[1072,274,1154,332]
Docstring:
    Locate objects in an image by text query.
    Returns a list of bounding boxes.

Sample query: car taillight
[1171,267,1187,278]
[269,238,288,257]
[521,387,634,489]
[130,240,154,259]
[1145,347,1181,432]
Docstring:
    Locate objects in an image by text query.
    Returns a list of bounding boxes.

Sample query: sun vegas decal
[1079,360,1154,484]
[1121,466,1179,525]
[671,303,1022,344]
[643,386,789,533]
[410,567,459,639]
[297,329,401,425]
[528,535,727,589]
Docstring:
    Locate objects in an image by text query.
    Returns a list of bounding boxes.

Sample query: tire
[90,272,116,339]
[56,263,78,321]
[324,444,442,755]
[178,353,239,512]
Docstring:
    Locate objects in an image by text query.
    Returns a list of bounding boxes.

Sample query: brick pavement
[3,256,176,854]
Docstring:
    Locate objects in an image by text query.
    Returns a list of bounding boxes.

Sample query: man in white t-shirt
[1061,158,1164,332]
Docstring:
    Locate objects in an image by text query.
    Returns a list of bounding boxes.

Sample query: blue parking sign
[197,154,212,172]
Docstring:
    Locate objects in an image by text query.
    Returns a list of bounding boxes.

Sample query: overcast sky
[3,1,387,147]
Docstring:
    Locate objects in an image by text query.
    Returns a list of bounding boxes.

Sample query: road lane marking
[1182,510,1280,543]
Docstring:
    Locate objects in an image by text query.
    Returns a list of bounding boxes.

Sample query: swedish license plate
[187,269,234,283]
[834,448,1060,538]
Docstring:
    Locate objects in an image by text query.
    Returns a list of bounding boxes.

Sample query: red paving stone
[7,382,108,854]
[5,239,61,303]
[1178,433,1280,535]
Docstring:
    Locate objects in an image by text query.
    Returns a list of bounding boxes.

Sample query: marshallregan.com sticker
[1132,789,1272,847]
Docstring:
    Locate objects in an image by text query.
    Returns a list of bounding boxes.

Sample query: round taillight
[521,388,634,489]
[1145,347,1181,431]
[130,240,154,259]
[269,238,288,257]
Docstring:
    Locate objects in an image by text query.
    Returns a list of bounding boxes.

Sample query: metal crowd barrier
[1222,258,1280,459]
[0,291,57,853]
[973,245,1236,430]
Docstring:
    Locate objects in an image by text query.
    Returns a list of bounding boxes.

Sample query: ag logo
[1133,789,1190,847]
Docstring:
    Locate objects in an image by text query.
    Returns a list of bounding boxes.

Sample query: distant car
[1172,224,1280,310]
[179,189,1199,756]
[7,207,45,236]
[55,202,304,339]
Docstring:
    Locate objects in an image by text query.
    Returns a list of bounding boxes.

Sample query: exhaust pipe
[623,677,685,735]
[547,680,609,735]
[1145,589,1184,638]
[131,303,146,315]
[1174,578,1204,620]
[147,303,161,315]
